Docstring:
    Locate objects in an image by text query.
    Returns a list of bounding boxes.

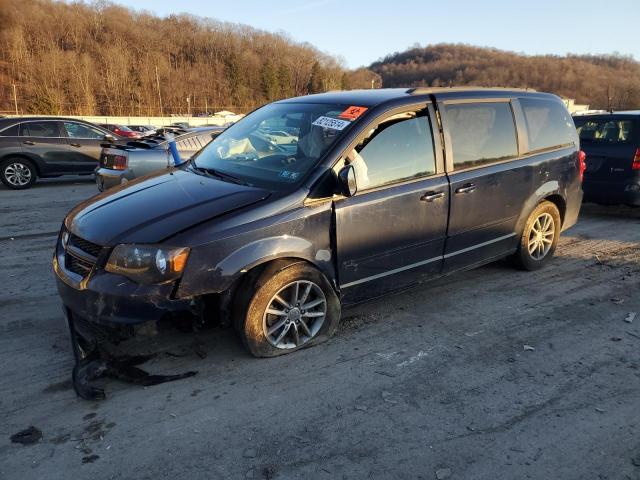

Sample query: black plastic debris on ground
[10,426,42,445]
[73,351,197,401]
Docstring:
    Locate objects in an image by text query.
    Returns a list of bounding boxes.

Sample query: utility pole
[371,78,375,89]
[12,84,18,115]
[186,96,190,116]
[205,97,208,116]
[155,65,163,117]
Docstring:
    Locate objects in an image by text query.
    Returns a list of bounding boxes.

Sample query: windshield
[191,102,362,189]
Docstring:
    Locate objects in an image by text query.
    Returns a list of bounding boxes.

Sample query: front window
[192,102,360,189]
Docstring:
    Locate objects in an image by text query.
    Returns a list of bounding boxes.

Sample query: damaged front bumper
[54,239,202,399]
[65,308,197,400]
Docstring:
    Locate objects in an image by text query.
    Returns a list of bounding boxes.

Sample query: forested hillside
[0,0,350,116]
[371,44,640,109]
[2,2,638,116]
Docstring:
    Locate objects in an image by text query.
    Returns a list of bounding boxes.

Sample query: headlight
[105,244,190,285]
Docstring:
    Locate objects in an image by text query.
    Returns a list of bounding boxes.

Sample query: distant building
[562,98,590,114]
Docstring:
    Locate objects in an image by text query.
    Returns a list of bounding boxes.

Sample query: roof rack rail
[406,86,537,95]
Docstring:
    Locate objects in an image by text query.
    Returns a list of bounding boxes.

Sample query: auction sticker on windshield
[312,116,351,130]
[338,106,368,121]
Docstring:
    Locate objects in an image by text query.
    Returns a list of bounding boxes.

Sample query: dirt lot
[1,178,639,480]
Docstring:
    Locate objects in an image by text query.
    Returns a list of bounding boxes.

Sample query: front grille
[66,254,94,276]
[63,233,103,279]
[69,234,102,258]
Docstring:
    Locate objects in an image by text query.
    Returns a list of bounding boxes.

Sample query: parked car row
[0,117,228,189]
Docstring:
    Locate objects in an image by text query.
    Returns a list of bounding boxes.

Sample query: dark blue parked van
[573,111,640,206]
[54,88,584,396]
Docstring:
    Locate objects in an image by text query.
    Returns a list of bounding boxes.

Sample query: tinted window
[444,102,518,169]
[64,122,104,139]
[20,121,61,138]
[520,98,577,151]
[574,118,635,144]
[350,113,435,190]
[0,124,20,136]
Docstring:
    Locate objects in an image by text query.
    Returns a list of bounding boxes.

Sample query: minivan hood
[65,169,270,245]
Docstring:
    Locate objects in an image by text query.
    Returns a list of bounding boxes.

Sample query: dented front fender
[175,202,335,298]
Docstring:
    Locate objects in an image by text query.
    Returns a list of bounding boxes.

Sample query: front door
[334,108,449,303]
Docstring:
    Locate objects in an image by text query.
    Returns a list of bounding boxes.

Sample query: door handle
[455,183,476,194]
[23,140,35,145]
[70,143,82,147]
[420,191,445,202]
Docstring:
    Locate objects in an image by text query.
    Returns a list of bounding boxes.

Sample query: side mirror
[103,134,116,142]
[337,164,357,197]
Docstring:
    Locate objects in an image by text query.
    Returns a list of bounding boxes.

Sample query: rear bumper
[583,177,640,206]
[561,184,583,232]
[95,168,133,191]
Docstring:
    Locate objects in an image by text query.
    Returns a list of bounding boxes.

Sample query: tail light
[112,155,127,170]
[633,148,640,170]
[578,150,587,181]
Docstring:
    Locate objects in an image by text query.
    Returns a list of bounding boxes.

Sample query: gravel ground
[1,178,639,480]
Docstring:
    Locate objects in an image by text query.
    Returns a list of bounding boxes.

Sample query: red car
[98,123,142,139]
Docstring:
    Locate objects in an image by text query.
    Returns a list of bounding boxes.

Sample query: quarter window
[349,113,436,190]
[444,102,518,170]
[20,121,62,138]
[520,98,577,151]
[64,122,105,139]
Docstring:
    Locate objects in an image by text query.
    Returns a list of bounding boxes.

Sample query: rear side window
[20,121,62,138]
[64,122,104,139]
[574,119,635,144]
[351,113,436,190]
[520,98,577,152]
[444,102,518,170]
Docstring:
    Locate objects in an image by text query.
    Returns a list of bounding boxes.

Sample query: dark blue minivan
[54,88,584,397]
[573,111,640,206]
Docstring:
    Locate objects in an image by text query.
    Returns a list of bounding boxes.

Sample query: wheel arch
[0,153,42,177]
[514,181,567,237]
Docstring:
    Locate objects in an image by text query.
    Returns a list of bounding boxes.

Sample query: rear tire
[513,201,561,271]
[234,262,340,358]
[0,158,37,190]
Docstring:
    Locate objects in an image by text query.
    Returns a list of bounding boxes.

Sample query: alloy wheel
[527,212,555,260]
[262,280,326,349]
[4,162,32,187]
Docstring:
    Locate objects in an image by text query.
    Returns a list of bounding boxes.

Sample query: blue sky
[112,0,639,68]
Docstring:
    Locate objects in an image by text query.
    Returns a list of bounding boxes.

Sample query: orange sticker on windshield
[338,106,368,121]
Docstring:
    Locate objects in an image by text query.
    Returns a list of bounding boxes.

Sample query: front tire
[513,201,561,271]
[235,263,340,357]
[0,158,37,189]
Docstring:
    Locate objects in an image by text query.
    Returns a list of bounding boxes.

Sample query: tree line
[1,2,637,116]
[370,43,640,110]
[0,0,358,116]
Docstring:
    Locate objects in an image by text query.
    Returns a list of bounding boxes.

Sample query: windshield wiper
[189,165,251,186]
